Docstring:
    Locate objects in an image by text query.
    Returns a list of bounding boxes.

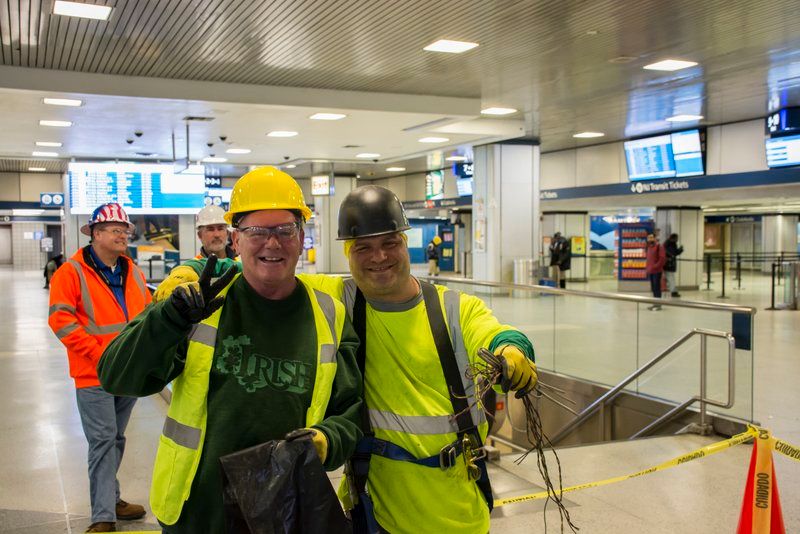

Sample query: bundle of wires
[466,348,579,534]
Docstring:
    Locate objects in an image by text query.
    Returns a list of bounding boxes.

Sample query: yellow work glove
[153,265,199,302]
[284,428,328,463]
[495,345,537,394]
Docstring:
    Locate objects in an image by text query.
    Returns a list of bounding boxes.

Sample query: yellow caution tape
[494,426,759,507]
[773,437,800,463]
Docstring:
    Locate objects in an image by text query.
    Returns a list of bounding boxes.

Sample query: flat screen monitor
[68,162,206,214]
[766,133,800,168]
[624,129,704,181]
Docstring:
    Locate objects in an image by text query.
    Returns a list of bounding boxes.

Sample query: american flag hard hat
[80,203,135,236]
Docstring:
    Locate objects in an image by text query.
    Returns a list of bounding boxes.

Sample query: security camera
[126,139,134,145]
[134,131,143,137]
[209,153,216,157]
[219,135,227,142]
[207,142,214,148]
[283,156,290,161]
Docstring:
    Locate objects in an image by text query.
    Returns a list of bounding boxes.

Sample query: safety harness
[348,280,494,533]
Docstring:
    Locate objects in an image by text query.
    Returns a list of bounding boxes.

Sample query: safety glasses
[237,222,300,243]
[99,228,133,238]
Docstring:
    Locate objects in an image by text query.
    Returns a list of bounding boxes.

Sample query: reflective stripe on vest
[150,275,345,525]
[51,259,148,336]
[343,278,487,434]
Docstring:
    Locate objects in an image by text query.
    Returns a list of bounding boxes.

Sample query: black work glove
[169,254,237,324]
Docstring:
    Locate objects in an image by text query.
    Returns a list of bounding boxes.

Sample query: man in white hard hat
[195,204,236,260]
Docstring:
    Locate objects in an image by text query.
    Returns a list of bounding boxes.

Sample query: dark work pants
[649,272,662,299]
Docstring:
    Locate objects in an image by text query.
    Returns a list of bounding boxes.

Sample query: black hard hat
[337,185,411,240]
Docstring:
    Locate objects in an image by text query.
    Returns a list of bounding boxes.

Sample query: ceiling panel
[0,157,67,172]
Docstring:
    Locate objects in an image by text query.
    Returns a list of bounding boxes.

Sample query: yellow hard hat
[432,235,442,245]
[225,166,312,225]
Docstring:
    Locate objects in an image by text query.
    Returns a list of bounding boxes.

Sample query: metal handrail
[420,275,757,314]
[548,328,736,444]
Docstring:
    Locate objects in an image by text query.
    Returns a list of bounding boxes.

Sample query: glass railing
[420,276,756,423]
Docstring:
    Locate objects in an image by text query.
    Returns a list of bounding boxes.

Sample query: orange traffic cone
[736,429,785,534]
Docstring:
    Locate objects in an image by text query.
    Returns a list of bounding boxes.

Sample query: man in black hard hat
[154,184,537,533]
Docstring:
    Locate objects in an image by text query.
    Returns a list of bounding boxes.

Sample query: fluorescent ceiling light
[666,114,704,122]
[202,156,227,163]
[423,39,479,54]
[43,97,82,107]
[481,107,517,115]
[309,113,347,121]
[284,164,296,169]
[32,151,59,157]
[28,167,47,172]
[643,59,698,71]
[13,209,46,216]
[418,137,450,143]
[36,141,62,147]
[225,148,251,154]
[53,1,112,20]
[267,130,298,137]
[445,156,468,162]
[573,131,605,138]
[386,167,406,172]
[356,153,381,158]
[39,120,72,127]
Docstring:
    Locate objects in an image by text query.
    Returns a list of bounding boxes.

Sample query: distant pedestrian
[43,253,65,289]
[427,235,442,275]
[664,233,684,297]
[646,232,666,310]
[548,232,571,289]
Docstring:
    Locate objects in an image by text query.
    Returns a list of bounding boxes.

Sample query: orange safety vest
[48,248,152,388]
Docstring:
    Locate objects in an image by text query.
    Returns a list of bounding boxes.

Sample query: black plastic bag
[220,438,352,534]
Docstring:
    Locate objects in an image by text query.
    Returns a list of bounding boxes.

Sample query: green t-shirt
[99,276,363,534]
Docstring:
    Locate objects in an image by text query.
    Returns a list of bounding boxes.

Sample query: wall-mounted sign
[204,176,222,188]
[40,192,64,207]
[425,171,444,200]
[311,175,332,196]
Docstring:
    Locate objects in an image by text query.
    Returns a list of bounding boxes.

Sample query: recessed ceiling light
[445,156,468,162]
[225,148,251,154]
[643,59,698,71]
[36,141,63,147]
[309,113,347,121]
[43,97,83,107]
[481,107,517,116]
[284,164,296,169]
[356,153,381,158]
[39,120,72,127]
[53,1,112,20]
[267,130,298,137]
[202,156,227,163]
[32,151,59,157]
[423,39,479,54]
[386,167,406,172]
[28,167,47,172]
[418,137,449,143]
[666,114,704,122]
[573,132,605,138]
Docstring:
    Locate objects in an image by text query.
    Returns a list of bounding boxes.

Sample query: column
[654,207,703,290]
[472,142,540,282]
[312,166,357,274]
[541,211,589,282]
[761,214,799,272]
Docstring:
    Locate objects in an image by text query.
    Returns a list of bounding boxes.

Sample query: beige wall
[0,172,62,202]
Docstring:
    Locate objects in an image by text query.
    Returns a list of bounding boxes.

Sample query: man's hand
[495,345,537,395]
[168,255,236,323]
[285,428,328,463]
[153,265,199,303]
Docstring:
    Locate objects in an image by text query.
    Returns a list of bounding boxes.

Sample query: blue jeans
[75,386,137,522]
[649,272,663,299]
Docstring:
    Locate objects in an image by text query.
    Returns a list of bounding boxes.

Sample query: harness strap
[356,436,465,469]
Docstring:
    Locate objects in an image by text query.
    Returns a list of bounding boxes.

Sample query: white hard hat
[196,204,228,229]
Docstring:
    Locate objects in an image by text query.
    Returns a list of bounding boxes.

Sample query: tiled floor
[1,266,797,532]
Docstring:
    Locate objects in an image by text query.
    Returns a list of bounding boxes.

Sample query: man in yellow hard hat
[167,184,537,534]
[98,166,363,533]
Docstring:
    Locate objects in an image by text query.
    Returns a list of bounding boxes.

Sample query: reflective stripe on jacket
[48,248,151,388]
[149,274,346,525]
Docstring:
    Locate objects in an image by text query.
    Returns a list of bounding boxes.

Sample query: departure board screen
[624,129,704,181]
[766,134,800,168]
[68,163,206,214]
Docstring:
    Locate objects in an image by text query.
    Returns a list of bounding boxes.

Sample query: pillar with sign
[472,142,541,282]
[309,168,358,274]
